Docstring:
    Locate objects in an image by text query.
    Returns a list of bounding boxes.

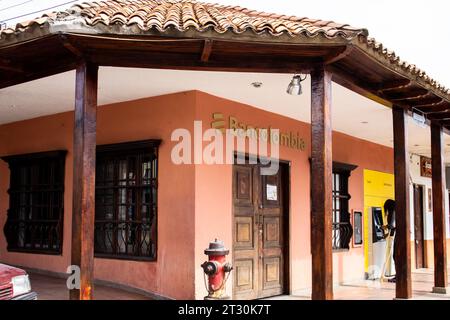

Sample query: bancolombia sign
[211,113,306,151]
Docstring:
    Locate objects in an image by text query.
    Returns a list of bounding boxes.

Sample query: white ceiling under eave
[0,66,449,162]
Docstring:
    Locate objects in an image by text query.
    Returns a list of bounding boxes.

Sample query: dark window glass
[353,211,363,245]
[2,151,66,254]
[332,171,352,251]
[94,140,159,260]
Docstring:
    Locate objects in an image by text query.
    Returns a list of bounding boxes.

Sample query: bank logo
[211,113,225,133]
[210,112,306,151]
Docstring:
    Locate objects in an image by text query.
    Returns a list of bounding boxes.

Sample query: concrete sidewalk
[29,272,152,300]
[268,269,450,300]
[30,268,450,300]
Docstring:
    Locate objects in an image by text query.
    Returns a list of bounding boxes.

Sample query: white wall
[408,153,450,241]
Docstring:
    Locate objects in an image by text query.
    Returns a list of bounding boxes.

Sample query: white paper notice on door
[266,184,278,201]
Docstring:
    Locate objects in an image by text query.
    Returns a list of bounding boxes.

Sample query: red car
[0,264,37,300]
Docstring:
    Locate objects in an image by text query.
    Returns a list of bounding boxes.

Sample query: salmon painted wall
[0,92,197,299]
[0,89,395,299]
[192,91,394,297]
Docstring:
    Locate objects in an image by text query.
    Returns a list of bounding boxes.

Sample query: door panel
[413,184,425,269]
[234,259,254,293]
[263,217,280,247]
[233,165,258,299]
[259,166,284,298]
[232,163,288,299]
[235,216,254,249]
[262,257,282,290]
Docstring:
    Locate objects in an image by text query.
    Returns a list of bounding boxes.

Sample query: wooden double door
[232,163,289,299]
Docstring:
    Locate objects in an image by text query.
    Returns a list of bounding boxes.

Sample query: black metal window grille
[94,140,160,261]
[2,151,66,254]
[332,165,354,251]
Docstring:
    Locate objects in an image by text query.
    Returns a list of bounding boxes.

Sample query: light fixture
[286,74,307,95]
[361,121,369,124]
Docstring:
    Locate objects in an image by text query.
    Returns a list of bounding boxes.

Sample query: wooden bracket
[200,39,213,63]
[324,45,353,65]
[60,34,84,58]
[385,88,429,101]
[377,79,411,92]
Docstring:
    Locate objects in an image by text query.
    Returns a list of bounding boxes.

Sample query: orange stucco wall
[0,91,197,299]
[192,91,394,297]
[0,90,395,299]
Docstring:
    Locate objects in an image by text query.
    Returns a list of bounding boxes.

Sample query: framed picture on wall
[420,156,432,178]
[428,188,432,212]
[352,210,363,247]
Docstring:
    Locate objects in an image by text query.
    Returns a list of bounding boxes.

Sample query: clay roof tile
[0,0,447,97]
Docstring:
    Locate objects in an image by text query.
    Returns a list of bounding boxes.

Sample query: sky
[0,0,449,88]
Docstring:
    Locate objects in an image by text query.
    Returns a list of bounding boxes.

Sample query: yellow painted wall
[363,169,395,272]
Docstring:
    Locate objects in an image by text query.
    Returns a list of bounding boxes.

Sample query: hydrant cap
[204,239,229,255]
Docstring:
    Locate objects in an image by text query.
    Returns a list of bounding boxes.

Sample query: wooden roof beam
[384,88,429,101]
[417,102,450,114]
[327,65,392,107]
[200,39,213,63]
[402,95,443,107]
[426,113,450,121]
[324,45,353,65]
[60,34,83,58]
[0,58,23,73]
[377,79,411,92]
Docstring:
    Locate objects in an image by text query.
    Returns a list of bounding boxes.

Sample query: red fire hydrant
[201,239,233,300]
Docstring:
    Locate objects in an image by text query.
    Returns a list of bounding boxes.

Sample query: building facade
[1,0,450,301]
[1,90,446,299]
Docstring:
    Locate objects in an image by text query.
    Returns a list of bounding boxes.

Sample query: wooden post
[431,123,448,294]
[310,66,333,300]
[392,105,412,299]
[70,61,98,300]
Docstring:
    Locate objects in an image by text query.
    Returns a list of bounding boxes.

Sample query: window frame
[1,150,66,255]
[332,162,357,251]
[94,139,160,262]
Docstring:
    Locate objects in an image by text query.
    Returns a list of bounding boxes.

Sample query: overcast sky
[1,0,449,87]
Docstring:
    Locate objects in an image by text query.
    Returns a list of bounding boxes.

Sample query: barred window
[332,162,357,251]
[94,140,160,261]
[2,151,66,254]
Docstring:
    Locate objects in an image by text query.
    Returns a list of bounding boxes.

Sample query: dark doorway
[413,184,426,269]
[232,161,290,299]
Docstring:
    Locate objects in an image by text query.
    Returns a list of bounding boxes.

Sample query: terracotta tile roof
[0,0,366,39]
[0,0,448,97]
[359,37,450,96]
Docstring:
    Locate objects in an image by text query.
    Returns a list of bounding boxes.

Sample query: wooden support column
[70,61,98,300]
[430,123,448,294]
[392,105,412,299]
[310,66,333,300]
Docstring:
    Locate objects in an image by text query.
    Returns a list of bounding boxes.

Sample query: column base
[432,287,449,294]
